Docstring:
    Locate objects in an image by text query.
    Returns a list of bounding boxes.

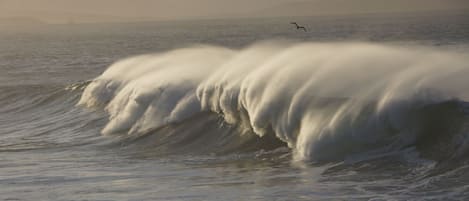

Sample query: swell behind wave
[78,41,469,162]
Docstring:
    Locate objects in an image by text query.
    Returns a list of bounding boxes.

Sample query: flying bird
[290,22,307,32]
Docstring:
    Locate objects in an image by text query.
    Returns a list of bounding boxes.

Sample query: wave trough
[78,41,469,162]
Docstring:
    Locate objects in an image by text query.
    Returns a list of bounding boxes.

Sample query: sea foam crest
[79,41,469,161]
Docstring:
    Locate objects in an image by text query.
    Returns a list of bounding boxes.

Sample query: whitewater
[80,42,469,162]
[2,13,469,200]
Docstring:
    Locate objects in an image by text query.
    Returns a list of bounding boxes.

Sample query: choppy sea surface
[2,12,469,200]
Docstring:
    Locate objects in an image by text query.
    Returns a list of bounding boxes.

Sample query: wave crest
[78,41,469,161]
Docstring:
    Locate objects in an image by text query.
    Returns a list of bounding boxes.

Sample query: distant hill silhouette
[0,17,46,25]
[253,0,469,17]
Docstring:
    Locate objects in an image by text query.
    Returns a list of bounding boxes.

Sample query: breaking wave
[78,41,469,162]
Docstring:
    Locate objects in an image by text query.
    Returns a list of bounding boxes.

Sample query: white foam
[79,41,469,161]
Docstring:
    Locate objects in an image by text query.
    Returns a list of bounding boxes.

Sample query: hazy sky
[1,0,468,23]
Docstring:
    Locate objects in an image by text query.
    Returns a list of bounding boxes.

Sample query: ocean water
[2,12,469,200]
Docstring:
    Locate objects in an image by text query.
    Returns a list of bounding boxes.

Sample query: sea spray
[79,41,469,161]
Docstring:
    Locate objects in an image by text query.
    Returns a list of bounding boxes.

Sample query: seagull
[290,22,307,32]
